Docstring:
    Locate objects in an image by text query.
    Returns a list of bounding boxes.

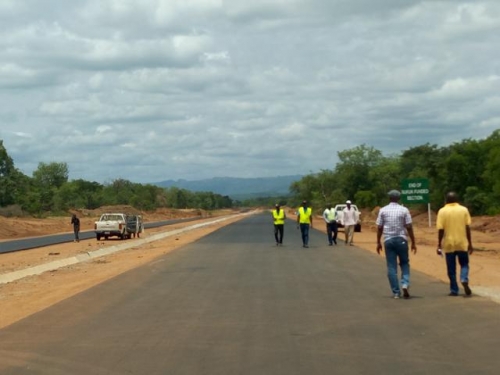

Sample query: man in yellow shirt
[272,203,286,246]
[297,200,313,248]
[436,192,474,297]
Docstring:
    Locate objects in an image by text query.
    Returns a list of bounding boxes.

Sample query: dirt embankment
[0,206,213,241]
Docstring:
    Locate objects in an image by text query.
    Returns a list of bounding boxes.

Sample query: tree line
[0,141,233,216]
[2,129,499,216]
[289,130,500,215]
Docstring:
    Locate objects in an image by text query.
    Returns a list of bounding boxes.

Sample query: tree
[32,162,69,189]
[289,174,322,208]
[368,156,402,206]
[483,145,500,214]
[0,140,18,206]
[53,179,104,211]
[32,162,69,212]
[335,145,384,200]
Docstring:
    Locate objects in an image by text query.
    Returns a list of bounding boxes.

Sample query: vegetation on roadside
[289,129,500,215]
[1,129,499,216]
[0,140,232,216]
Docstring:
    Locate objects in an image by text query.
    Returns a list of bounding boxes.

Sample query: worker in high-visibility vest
[296,200,313,248]
[272,203,286,246]
[322,203,338,245]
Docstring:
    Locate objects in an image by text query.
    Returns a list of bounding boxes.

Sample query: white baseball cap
[346,200,351,204]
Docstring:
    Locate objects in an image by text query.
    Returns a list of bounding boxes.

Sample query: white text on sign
[402,189,429,195]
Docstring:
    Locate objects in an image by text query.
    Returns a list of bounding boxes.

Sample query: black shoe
[328,243,333,246]
[462,282,472,296]
[402,287,410,299]
[448,292,459,297]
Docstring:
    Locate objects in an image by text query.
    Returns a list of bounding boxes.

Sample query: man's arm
[466,225,473,254]
[406,224,417,254]
[437,228,444,255]
[376,226,383,254]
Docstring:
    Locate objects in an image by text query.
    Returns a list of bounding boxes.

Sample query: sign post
[401,178,431,227]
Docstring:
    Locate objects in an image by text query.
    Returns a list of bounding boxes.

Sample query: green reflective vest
[273,209,285,225]
[298,206,312,224]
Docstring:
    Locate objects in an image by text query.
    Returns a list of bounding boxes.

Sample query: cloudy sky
[1,0,499,184]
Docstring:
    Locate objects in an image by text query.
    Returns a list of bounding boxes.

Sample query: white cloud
[0,0,499,183]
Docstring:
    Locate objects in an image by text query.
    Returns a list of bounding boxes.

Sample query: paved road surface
[0,213,499,374]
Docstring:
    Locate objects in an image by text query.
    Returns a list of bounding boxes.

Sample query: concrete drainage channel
[0,213,252,285]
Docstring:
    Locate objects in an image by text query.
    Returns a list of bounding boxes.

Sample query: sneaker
[402,287,410,299]
[393,294,400,299]
[462,282,472,296]
[448,292,459,297]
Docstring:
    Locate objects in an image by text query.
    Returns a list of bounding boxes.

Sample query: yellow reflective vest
[273,208,286,225]
[298,206,312,224]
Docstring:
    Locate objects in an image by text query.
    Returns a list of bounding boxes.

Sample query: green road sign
[401,178,429,204]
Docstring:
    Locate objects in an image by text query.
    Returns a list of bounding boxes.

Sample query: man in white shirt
[322,204,338,245]
[376,190,417,299]
[342,200,359,246]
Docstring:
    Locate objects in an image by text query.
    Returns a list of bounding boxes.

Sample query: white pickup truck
[94,213,128,240]
[334,204,362,232]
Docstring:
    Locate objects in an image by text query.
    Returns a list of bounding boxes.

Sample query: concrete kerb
[472,286,500,304]
[0,212,254,285]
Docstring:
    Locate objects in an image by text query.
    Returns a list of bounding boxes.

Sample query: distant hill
[153,175,302,200]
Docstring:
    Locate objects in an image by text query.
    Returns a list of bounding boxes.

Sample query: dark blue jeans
[299,224,310,246]
[445,251,469,294]
[326,222,338,244]
[384,237,410,295]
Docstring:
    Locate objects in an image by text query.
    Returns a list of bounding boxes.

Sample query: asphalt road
[0,217,201,254]
[0,213,499,374]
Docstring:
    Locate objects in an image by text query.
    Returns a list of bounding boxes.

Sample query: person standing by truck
[341,200,359,245]
[323,203,338,245]
[297,200,313,248]
[272,203,286,246]
[71,214,80,243]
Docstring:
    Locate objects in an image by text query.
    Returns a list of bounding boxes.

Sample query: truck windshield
[101,215,123,221]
